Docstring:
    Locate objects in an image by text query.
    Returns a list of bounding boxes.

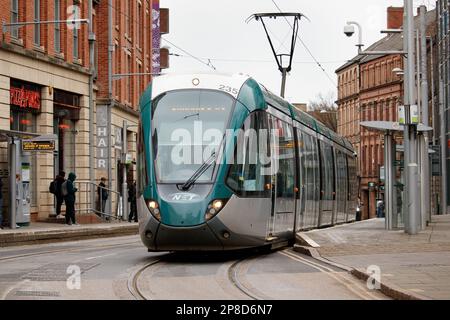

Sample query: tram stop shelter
[360,121,433,230]
[0,129,57,229]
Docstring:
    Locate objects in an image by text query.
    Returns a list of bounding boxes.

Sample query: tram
[137,73,358,251]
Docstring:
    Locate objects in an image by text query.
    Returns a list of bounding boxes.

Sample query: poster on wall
[152,0,161,74]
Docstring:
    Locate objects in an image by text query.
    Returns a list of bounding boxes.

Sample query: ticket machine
[14,142,32,226]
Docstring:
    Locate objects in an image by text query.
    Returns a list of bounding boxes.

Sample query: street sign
[380,166,385,182]
[22,140,55,151]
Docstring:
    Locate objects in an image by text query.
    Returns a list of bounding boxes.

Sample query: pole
[122,120,128,221]
[419,5,430,227]
[439,79,447,215]
[107,0,113,217]
[384,132,394,230]
[405,0,420,234]
[88,0,96,212]
[280,68,287,98]
[9,138,16,229]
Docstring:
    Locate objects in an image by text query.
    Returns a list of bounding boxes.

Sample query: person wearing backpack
[50,171,66,219]
[97,177,108,215]
[63,172,78,226]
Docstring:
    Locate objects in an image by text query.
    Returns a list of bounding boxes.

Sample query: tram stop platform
[295,215,450,300]
[0,221,139,248]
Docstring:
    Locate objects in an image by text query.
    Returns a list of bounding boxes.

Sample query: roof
[336,8,436,73]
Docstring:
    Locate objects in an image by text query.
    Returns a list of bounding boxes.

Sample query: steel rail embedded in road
[280,250,383,300]
[127,259,163,300]
[227,256,270,300]
[0,241,140,262]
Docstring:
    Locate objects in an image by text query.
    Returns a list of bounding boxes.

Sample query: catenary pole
[419,5,430,227]
[405,0,420,234]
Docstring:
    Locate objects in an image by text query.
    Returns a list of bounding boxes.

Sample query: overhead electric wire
[270,0,337,87]
[162,38,217,71]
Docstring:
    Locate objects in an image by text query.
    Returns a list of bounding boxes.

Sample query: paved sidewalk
[296,215,450,300]
[0,221,139,247]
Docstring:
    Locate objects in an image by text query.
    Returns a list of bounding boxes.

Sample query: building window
[137,2,142,48]
[137,62,142,99]
[73,28,79,60]
[34,0,40,46]
[54,0,61,53]
[127,54,132,103]
[126,0,131,36]
[11,0,19,38]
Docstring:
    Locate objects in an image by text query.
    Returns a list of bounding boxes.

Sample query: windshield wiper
[181,151,216,191]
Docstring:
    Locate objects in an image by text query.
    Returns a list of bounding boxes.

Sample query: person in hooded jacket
[64,172,79,226]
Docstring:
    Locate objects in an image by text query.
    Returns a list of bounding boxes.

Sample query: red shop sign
[10,83,41,112]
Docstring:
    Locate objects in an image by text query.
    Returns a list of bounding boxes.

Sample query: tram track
[280,249,383,300]
[227,256,270,300]
[0,240,140,262]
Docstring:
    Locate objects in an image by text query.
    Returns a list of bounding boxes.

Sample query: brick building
[0,0,167,226]
[336,7,437,219]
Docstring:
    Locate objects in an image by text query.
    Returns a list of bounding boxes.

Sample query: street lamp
[344,21,364,53]
[393,67,405,77]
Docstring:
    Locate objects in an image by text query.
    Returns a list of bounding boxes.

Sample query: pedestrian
[52,171,66,219]
[97,177,108,215]
[128,181,138,223]
[356,198,362,221]
[63,172,79,226]
[0,177,3,229]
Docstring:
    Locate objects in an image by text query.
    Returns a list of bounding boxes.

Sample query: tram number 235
[219,85,239,96]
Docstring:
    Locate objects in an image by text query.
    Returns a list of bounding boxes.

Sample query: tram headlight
[145,199,161,221]
[205,199,227,221]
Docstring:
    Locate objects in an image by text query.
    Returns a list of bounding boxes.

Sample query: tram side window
[347,155,358,200]
[137,120,148,197]
[270,116,295,198]
[320,141,335,200]
[226,111,271,198]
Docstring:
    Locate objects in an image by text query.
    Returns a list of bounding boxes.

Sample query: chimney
[387,7,404,29]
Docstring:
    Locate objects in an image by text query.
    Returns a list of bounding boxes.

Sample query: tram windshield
[151,89,234,184]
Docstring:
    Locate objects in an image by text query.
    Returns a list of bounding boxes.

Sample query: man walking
[55,171,66,219]
[128,181,138,223]
[63,172,78,226]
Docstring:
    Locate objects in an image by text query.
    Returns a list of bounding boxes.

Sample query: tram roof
[147,73,354,153]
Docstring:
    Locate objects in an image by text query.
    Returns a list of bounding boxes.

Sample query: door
[319,140,335,227]
[269,116,296,236]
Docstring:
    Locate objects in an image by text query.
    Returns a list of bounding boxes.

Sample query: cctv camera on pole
[246,12,307,98]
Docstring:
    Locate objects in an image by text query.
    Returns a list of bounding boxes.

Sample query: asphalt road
[0,236,387,300]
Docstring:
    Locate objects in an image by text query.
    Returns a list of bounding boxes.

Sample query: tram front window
[151,90,234,184]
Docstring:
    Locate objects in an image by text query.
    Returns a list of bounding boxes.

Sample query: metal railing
[74,181,123,221]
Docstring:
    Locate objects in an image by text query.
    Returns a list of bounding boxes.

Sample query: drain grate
[15,290,61,297]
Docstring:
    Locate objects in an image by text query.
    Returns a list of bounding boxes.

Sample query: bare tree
[307,92,338,132]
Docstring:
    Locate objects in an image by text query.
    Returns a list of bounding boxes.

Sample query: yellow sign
[22,141,55,151]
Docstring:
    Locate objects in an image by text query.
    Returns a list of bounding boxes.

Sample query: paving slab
[296,215,450,300]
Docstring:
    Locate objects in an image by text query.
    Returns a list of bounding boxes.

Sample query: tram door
[268,116,296,236]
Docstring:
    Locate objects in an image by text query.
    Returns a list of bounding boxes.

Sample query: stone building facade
[0,0,166,225]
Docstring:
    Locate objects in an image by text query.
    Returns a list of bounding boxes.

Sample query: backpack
[61,181,69,197]
[49,180,57,194]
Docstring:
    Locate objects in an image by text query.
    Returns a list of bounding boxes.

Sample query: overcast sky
[160,0,435,104]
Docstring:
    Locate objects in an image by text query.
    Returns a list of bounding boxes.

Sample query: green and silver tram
[137,73,357,251]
